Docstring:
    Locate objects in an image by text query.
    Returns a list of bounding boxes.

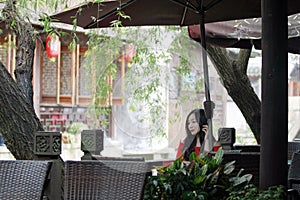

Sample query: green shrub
[143,148,285,200]
[227,184,285,200]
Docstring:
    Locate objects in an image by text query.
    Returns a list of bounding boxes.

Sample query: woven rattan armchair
[63,159,147,200]
[0,160,51,200]
[92,155,145,162]
[288,141,300,160]
[288,151,300,199]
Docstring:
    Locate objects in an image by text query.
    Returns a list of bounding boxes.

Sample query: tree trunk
[14,25,36,107]
[0,0,42,159]
[0,62,43,160]
[207,45,261,143]
[3,0,35,107]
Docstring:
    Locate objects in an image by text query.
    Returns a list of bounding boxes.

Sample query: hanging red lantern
[124,43,136,63]
[46,33,59,58]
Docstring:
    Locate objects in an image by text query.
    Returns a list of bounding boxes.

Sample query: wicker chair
[63,160,147,200]
[0,160,51,200]
[288,151,300,199]
[92,155,145,161]
[288,142,300,160]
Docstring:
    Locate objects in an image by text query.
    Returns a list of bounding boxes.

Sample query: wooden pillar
[7,34,11,74]
[260,0,288,189]
[33,40,42,116]
[11,36,16,79]
[76,44,80,105]
[71,46,76,106]
[56,40,61,104]
[121,50,125,104]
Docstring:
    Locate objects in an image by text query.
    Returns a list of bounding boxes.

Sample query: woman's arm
[175,139,185,159]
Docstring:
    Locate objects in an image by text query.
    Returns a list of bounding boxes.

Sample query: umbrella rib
[170,0,223,13]
[87,0,137,28]
[180,2,188,25]
[169,0,199,14]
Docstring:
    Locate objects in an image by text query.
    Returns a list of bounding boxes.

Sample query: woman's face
[187,113,200,135]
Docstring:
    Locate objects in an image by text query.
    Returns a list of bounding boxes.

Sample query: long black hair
[183,109,208,160]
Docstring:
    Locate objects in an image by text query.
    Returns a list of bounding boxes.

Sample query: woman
[176,109,219,160]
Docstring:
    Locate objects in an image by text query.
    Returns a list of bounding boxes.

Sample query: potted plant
[64,122,88,148]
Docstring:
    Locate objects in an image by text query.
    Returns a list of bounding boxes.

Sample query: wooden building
[0,28,126,137]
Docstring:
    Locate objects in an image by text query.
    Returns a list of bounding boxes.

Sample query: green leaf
[201,164,208,176]
[214,147,224,165]
[230,173,252,187]
[193,175,206,185]
[223,161,236,175]
[208,169,220,185]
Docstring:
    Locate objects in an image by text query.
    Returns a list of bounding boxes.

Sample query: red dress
[176,142,200,159]
[176,141,220,159]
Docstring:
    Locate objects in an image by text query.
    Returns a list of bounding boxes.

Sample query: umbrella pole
[199,9,216,153]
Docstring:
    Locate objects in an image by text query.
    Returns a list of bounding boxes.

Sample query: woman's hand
[202,125,208,134]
